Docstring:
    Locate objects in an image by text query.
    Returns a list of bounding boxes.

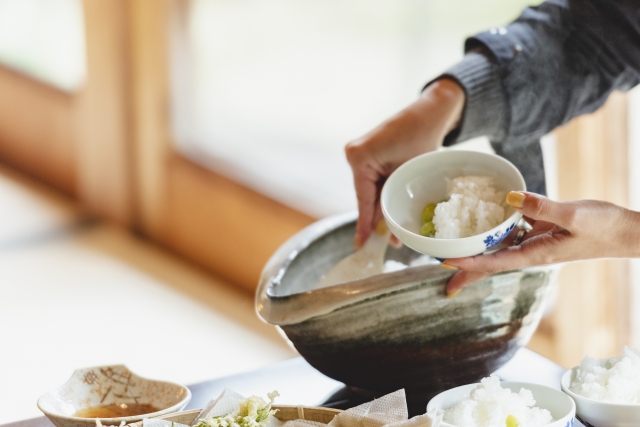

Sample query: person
[345,0,640,296]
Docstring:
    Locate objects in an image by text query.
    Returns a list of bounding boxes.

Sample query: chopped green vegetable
[421,203,437,223]
[505,415,520,427]
[420,221,435,237]
[195,391,279,427]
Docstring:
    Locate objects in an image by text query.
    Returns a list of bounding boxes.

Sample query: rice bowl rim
[561,362,640,407]
[427,380,575,426]
[381,150,526,243]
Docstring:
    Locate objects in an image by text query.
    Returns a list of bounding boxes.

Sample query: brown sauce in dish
[74,403,159,418]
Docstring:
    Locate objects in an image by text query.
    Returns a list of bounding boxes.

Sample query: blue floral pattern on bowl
[483,222,516,249]
[565,418,575,427]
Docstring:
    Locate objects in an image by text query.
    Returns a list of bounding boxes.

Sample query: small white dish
[562,363,640,427]
[381,150,525,259]
[427,381,575,427]
[38,365,191,427]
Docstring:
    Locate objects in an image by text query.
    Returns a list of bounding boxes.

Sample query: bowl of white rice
[381,150,525,259]
[427,375,575,427]
[561,346,640,427]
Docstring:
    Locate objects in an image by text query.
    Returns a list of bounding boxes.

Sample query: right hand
[443,192,640,296]
[345,78,465,247]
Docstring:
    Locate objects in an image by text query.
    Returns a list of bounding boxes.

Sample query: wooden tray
[273,405,342,423]
[129,406,342,427]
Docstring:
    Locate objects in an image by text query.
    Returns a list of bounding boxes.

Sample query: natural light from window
[175,0,541,217]
[0,0,85,92]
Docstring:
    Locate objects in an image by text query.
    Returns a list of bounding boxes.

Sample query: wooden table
[3,349,583,427]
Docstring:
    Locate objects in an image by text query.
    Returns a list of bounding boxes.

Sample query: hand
[442,191,640,296]
[345,79,465,248]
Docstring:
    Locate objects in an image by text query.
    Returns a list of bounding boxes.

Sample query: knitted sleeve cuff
[425,51,508,145]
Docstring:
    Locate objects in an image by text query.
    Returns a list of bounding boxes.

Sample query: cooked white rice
[433,176,505,239]
[443,375,554,427]
[570,346,640,403]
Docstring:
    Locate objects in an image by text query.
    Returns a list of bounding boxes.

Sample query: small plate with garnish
[37,364,191,427]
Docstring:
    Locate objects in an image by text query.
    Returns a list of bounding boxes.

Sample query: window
[173,0,542,217]
[0,0,85,91]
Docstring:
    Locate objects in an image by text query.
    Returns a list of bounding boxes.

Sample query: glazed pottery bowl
[256,212,556,414]
[427,381,576,427]
[381,150,525,258]
[38,365,191,427]
[561,364,640,427]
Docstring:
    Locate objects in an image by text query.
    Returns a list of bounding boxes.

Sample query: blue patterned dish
[381,150,525,259]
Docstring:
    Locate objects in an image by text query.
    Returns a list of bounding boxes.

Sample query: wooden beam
[128,0,173,235]
[163,155,314,292]
[76,0,134,225]
[0,64,77,194]
[127,0,315,290]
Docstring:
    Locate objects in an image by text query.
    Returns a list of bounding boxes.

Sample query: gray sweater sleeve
[432,0,640,195]
[440,51,508,144]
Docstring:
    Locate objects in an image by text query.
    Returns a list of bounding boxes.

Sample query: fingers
[444,246,529,273]
[389,234,403,248]
[502,223,524,246]
[349,159,384,248]
[354,195,374,248]
[507,192,577,230]
[443,246,536,297]
[444,231,569,274]
[446,271,489,296]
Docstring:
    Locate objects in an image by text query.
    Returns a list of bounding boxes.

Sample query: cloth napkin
[326,390,440,427]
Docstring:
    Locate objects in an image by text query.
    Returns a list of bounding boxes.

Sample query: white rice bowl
[442,375,554,427]
[433,176,506,239]
[570,346,640,403]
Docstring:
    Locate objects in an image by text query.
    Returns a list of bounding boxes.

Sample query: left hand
[442,191,640,297]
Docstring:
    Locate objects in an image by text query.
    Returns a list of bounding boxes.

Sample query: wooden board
[128,406,341,427]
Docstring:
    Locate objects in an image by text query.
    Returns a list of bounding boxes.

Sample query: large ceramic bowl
[256,212,556,414]
[561,363,640,427]
[381,150,525,258]
[38,365,191,427]
[427,381,575,427]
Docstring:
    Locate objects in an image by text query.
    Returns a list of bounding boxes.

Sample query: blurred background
[0,0,638,422]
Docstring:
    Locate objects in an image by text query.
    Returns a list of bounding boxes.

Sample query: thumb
[506,192,575,230]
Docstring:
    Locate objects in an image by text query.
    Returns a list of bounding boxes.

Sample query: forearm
[366,79,464,162]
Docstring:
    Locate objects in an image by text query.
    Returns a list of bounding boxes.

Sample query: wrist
[622,209,640,258]
[419,78,465,133]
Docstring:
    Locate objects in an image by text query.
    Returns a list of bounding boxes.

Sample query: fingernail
[441,263,458,271]
[506,191,525,208]
[375,219,388,236]
[390,235,403,249]
[354,235,363,249]
[447,289,461,298]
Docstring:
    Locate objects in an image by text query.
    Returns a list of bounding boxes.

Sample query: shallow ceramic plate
[38,365,191,427]
[427,381,575,427]
[562,363,640,427]
[381,150,525,258]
